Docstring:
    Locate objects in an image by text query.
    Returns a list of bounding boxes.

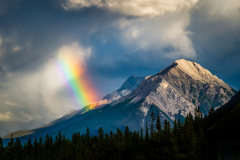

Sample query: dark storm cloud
[0,0,119,73]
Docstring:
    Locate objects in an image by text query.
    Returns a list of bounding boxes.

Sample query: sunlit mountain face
[0,0,239,138]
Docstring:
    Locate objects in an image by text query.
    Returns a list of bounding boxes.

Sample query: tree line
[0,106,230,160]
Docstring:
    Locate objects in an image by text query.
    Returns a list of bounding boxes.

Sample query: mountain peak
[113,59,235,116]
[130,75,137,78]
[116,75,145,92]
[158,59,229,89]
[102,75,145,102]
[174,58,188,63]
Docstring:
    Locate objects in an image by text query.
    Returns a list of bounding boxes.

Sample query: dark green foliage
[156,113,161,131]
[0,137,4,159]
[145,121,149,143]
[98,127,104,141]
[140,127,143,141]
[2,107,234,160]
[5,137,15,160]
[150,110,156,140]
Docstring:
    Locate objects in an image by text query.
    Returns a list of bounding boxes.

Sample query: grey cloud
[62,0,198,17]
[188,0,240,89]
[0,112,14,121]
[113,13,196,59]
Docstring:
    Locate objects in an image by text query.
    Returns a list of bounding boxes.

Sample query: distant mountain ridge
[2,59,236,145]
[102,75,145,103]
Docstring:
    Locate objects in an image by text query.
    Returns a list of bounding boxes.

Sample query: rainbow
[55,53,98,109]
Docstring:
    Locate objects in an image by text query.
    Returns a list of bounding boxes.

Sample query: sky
[0,0,239,136]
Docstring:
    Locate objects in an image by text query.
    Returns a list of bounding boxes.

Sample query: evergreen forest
[0,106,234,160]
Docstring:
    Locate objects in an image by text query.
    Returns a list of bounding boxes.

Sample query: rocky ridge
[112,59,236,123]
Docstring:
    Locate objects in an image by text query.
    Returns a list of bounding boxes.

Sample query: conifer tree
[195,127,207,160]
[124,126,130,145]
[27,138,33,156]
[38,137,44,159]
[116,128,123,142]
[177,118,183,153]
[184,113,196,158]
[15,138,23,160]
[57,131,62,146]
[209,106,215,116]
[110,131,113,143]
[156,113,161,131]
[34,138,38,158]
[173,119,178,138]
[85,127,91,147]
[150,111,156,140]
[0,137,4,159]
[5,136,15,160]
[44,133,50,157]
[98,127,104,142]
[145,121,149,143]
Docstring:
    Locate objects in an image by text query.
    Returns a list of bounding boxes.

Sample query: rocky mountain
[84,75,145,111]
[102,75,145,104]
[114,59,236,119]
[3,59,236,145]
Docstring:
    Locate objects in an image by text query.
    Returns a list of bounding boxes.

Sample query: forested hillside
[1,103,236,160]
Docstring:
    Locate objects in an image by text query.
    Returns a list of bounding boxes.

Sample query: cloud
[114,12,196,59]
[0,42,93,125]
[193,0,240,21]
[0,111,33,122]
[62,0,198,59]
[12,46,22,52]
[0,111,14,121]
[189,0,240,60]
[0,37,4,57]
[58,42,91,65]
[4,101,21,107]
[62,0,198,17]
[18,111,34,122]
